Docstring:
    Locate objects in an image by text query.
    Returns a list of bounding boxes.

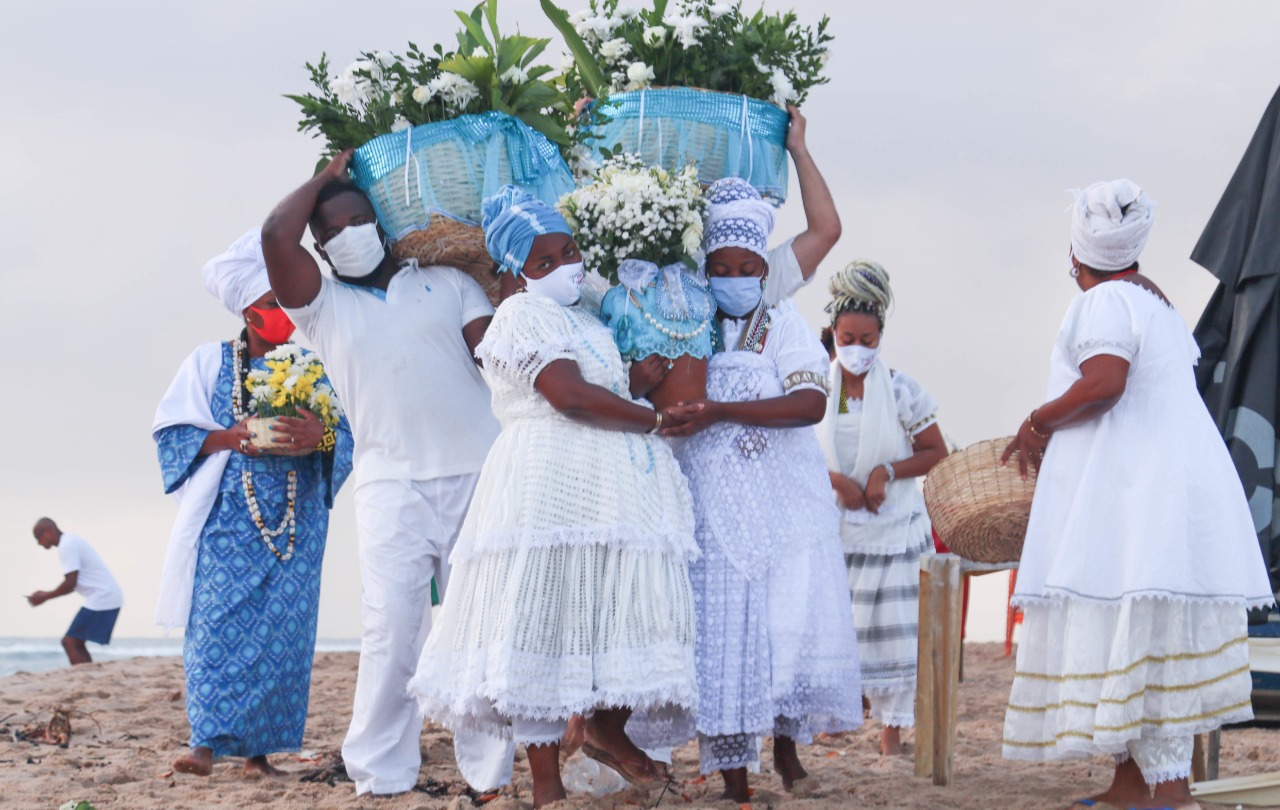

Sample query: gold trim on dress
[1002,699,1254,747]
[1007,664,1251,713]
[1012,637,1247,682]
[783,370,830,394]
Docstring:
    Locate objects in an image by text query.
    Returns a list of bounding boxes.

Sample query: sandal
[580,741,663,786]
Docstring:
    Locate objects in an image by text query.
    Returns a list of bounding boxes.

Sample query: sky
[2,0,1279,643]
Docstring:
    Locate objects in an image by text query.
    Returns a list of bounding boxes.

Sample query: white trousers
[342,474,515,795]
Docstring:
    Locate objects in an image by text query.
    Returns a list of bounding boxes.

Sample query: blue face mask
[709,276,763,317]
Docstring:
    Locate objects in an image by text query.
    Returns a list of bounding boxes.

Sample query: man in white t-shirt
[261,151,505,796]
[28,518,124,665]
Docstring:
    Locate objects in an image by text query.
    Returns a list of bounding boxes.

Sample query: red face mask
[248,305,296,344]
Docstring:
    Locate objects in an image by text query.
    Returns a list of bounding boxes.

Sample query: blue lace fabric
[599,271,717,361]
[154,341,353,757]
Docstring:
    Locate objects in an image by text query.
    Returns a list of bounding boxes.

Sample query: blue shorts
[66,607,120,645]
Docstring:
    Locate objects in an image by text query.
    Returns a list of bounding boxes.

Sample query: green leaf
[439,53,493,85]
[539,0,606,98]
[454,9,491,51]
[483,0,501,42]
[496,34,539,72]
[520,38,550,68]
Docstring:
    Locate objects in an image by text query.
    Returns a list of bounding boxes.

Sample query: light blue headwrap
[481,184,573,276]
[702,177,775,261]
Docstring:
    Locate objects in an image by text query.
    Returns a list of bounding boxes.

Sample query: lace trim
[1142,762,1191,787]
[1011,589,1276,612]
[414,683,698,742]
[1072,337,1139,361]
[782,370,830,394]
[476,335,578,369]
[451,525,700,563]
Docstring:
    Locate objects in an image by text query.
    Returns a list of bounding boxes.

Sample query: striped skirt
[1003,596,1253,762]
[845,533,927,728]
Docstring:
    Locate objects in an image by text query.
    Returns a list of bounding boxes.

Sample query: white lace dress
[1003,281,1274,777]
[408,293,700,744]
[674,303,863,773]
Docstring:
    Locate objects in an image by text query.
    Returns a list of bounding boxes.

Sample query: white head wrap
[702,177,775,261]
[201,229,271,317]
[1070,179,1155,272]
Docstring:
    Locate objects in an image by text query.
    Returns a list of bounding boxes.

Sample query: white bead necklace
[231,338,297,561]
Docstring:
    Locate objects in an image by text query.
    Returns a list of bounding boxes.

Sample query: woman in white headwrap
[1000,180,1273,809]
[819,260,948,756]
[152,230,353,778]
[662,178,863,804]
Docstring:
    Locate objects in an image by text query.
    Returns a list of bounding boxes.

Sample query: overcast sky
[3,0,1279,642]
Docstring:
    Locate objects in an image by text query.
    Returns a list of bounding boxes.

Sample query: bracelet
[881,462,895,483]
[648,411,663,434]
[1027,410,1051,439]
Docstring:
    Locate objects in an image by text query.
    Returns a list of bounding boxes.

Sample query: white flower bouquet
[558,153,705,284]
[542,0,831,106]
[244,346,343,450]
[288,0,572,158]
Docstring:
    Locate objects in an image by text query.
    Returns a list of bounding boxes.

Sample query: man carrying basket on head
[261,151,510,797]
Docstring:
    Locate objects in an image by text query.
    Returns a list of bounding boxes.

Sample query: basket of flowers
[543,0,831,204]
[243,345,345,453]
[288,0,576,301]
[560,153,714,409]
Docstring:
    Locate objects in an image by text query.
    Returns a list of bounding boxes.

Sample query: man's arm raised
[262,150,354,309]
[785,107,842,279]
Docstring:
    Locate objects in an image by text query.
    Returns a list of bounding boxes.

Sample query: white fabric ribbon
[818,358,921,553]
[152,343,230,634]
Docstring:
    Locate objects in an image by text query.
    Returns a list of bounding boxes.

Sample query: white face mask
[524,261,585,306]
[322,222,387,279]
[708,276,764,317]
[835,343,880,376]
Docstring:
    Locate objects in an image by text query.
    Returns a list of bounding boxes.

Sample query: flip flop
[580,741,662,787]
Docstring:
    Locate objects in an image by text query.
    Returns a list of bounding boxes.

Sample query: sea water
[0,638,360,678]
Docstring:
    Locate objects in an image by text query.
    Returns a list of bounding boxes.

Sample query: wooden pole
[915,554,935,780]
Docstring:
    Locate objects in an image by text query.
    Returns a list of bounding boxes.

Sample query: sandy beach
[1,642,1273,809]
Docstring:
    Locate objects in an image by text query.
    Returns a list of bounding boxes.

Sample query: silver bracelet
[881,462,895,483]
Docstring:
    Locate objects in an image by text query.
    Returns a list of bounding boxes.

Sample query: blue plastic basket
[585,88,790,206]
[350,111,574,239]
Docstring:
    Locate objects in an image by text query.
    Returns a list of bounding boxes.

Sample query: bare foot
[244,755,287,777]
[173,746,213,776]
[880,726,905,756]
[527,741,567,809]
[772,736,810,792]
[719,766,750,804]
[560,715,586,759]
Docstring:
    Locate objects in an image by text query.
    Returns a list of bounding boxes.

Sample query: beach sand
[1,643,1274,809]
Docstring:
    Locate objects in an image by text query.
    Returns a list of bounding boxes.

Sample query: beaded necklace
[230,338,298,562]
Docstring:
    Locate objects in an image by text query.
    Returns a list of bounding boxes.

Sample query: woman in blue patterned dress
[153,230,353,777]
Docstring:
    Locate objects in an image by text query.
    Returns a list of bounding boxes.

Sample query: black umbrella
[1192,84,1280,618]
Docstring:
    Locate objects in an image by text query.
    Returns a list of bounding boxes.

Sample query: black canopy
[1192,85,1280,610]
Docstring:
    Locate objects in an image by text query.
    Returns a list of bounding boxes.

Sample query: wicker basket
[923,437,1039,564]
[585,87,791,205]
[390,214,500,305]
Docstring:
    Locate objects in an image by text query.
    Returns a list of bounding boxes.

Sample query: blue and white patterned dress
[155,341,353,757]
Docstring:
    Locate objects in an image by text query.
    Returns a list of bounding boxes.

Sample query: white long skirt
[410,542,699,743]
[1003,596,1254,764]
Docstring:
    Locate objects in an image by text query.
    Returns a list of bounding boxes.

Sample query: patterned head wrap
[482,184,573,276]
[702,178,775,261]
[825,259,893,330]
[201,228,272,317]
[1070,179,1155,272]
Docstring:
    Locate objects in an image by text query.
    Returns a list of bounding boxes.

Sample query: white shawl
[818,358,922,554]
[152,342,230,634]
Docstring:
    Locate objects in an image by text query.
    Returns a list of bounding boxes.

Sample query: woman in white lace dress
[408,186,699,809]
[1001,180,1274,810]
[665,180,862,804]
[818,260,948,756]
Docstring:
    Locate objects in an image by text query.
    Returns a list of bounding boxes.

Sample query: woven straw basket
[246,416,286,451]
[586,87,791,205]
[923,437,1039,564]
[390,215,500,305]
